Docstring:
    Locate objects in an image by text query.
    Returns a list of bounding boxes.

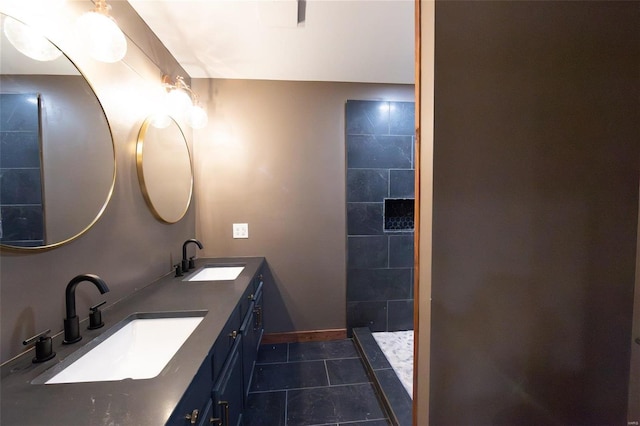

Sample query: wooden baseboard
[262,329,347,344]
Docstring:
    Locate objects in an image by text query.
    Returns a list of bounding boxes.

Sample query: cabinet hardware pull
[248,293,254,301]
[253,307,262,329]
[185,409,199,425]
[210,418,222,425]
[228,330,238,339]
[218,401,229,426]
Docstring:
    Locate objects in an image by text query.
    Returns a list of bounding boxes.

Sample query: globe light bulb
[166,88,193,119]
[3,16,62,62]
[75,10,127,63]
[187,104,208,129]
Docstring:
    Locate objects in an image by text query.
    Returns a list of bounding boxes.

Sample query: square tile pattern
[243,340,391,426]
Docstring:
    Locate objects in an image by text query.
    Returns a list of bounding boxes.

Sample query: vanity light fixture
[75,0,127,63]
[2,16,62,61]
[160,75,208,129]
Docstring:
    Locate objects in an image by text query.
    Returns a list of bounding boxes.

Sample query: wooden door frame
[414,1,435,425]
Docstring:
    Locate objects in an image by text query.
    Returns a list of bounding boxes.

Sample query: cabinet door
[240,300,256,398]
[239,269,262,321]
[241,287,264,401]
[212,306,241,380]
[196,399,213,426]
[166,359,213,425]
[212,336,244,426]
[253,285,264,349]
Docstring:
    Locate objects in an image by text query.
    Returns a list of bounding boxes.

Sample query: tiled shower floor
[372,331,414,398]
[242,339,391,426]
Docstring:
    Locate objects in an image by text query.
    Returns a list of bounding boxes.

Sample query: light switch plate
[232,223,249,239]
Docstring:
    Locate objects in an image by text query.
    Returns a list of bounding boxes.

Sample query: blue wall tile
[0,205,44,243]
[389,235,414,268]
[390,169,415,198]
[389,102,416,136]
[346,135,413,169]
[388,300,414,331]
[348,236,389,269]
[347,169,389,202]
[347,301,387,332]
[0,93,39,132]
[0,169,43,204]
[347,203,383,235]
[346,268,412,301]
[346,100,390,135]
[0,132,40,168]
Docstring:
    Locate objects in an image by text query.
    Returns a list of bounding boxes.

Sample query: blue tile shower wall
[0,93,45,247]
[346,100,415,333]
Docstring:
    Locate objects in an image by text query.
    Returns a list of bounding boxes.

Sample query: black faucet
[63,274,110,344]
[182,239,203,272]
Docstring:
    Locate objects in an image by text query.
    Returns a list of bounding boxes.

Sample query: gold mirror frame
[136,116,193,224]
[0,14,116,252]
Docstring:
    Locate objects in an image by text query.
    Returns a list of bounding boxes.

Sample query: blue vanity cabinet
[167,264,266,425]
[241,283,263,399]
[212,307,241,379]
[167,355,214,425]
[253,282,264,344]
[197,400,214,426]
[211,336,244,426]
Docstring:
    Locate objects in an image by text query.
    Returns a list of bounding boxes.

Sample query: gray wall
[192,79,414,334]
[0,2,194,363]
[430,1,639,424]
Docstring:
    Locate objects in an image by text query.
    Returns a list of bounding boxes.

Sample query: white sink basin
[186,265,245,281]
[35,311,206,384]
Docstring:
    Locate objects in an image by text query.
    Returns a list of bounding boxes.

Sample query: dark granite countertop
[0,257,265,426]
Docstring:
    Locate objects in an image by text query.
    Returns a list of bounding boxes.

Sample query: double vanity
[1,257,266,425]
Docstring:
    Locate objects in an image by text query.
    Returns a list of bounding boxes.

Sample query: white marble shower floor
[372,330,414,398]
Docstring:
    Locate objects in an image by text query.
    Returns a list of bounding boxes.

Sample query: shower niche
[384,198,414,231]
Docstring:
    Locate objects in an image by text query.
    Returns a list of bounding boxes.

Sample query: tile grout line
[253,382,375,394]
[284,389,288,426]
[323,359,331,386]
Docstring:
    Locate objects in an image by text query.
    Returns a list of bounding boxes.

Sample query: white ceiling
[127,0,415,84]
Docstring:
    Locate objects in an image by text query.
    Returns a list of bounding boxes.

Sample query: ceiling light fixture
[161,75,208,129]
[75,0,127,63]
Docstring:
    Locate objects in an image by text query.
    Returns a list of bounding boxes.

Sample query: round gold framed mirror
[0,13,116,251]
[136,116,193,223]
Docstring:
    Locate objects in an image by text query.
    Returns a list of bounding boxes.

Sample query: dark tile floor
[243,339,391,426]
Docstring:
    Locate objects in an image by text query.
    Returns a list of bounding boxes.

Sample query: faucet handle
[188,256,196,270]
[88,301,107,330]
[23,329,56,363]
[175,263,184,277]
